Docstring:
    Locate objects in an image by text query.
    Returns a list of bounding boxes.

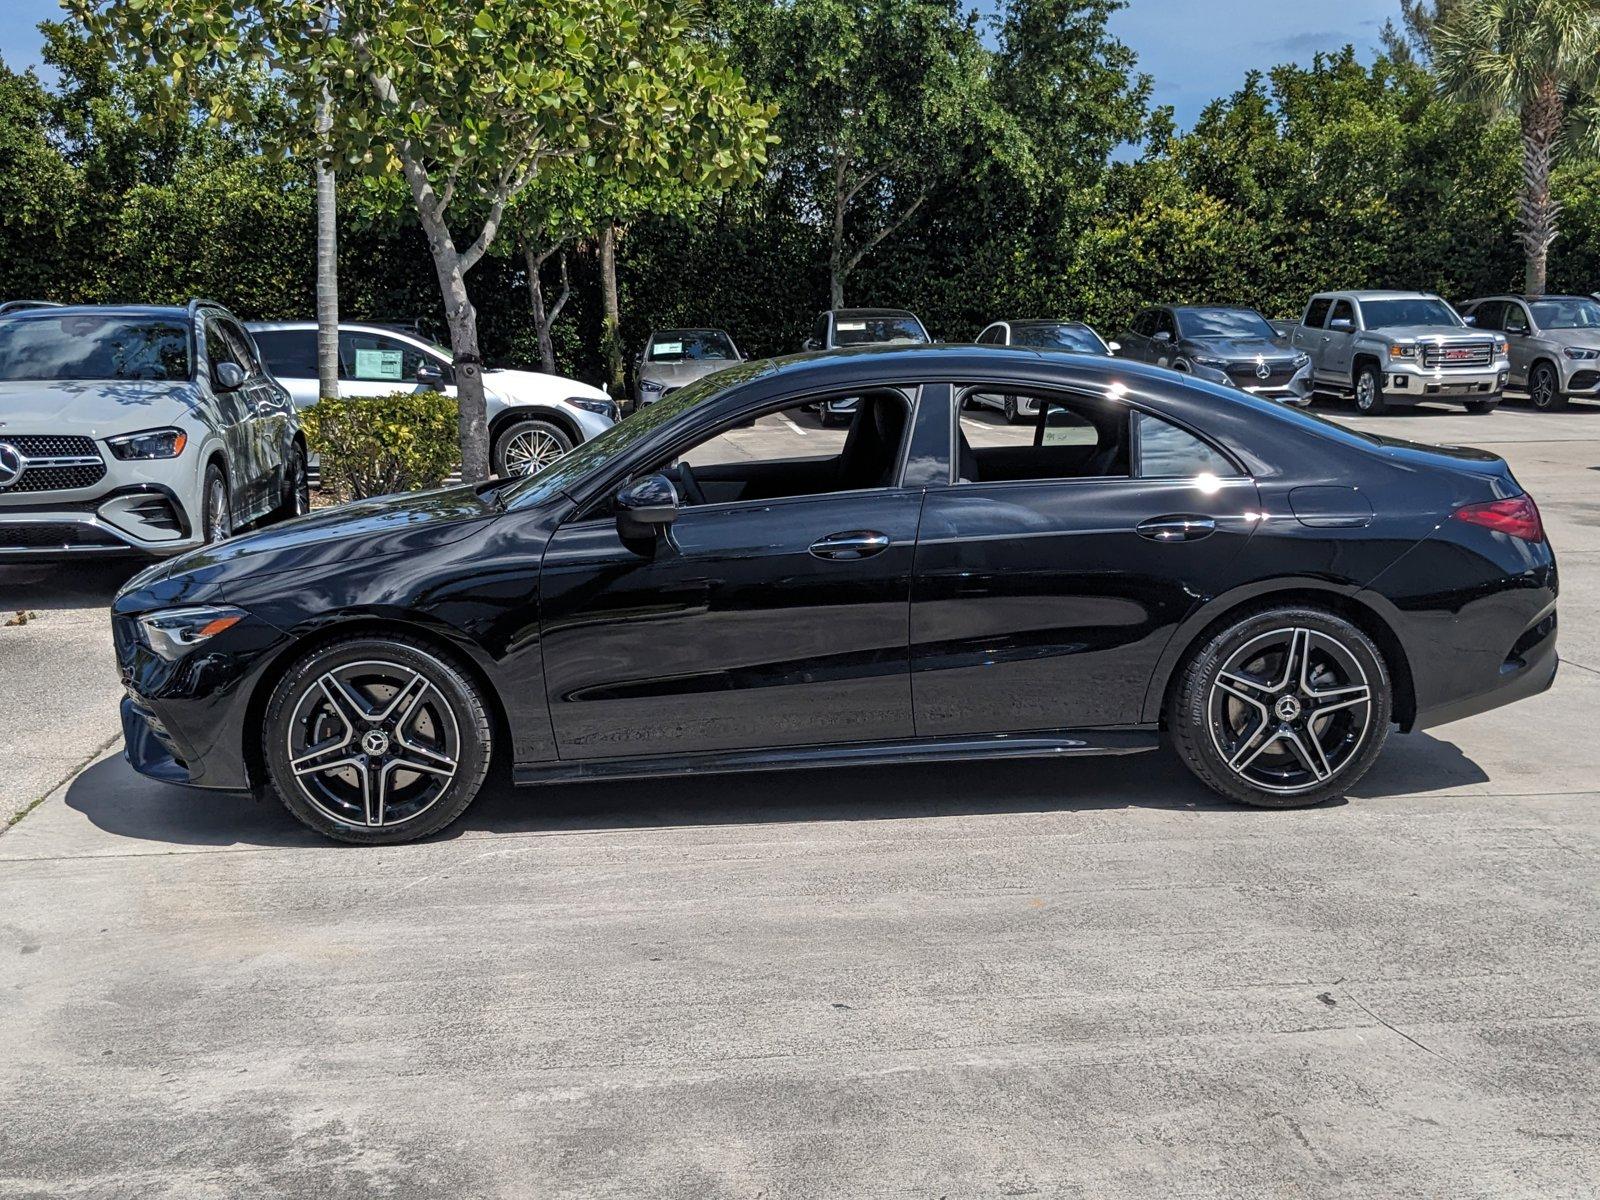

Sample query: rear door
[911,386,1261,734]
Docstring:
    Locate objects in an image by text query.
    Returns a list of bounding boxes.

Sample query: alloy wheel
[1207,627,1373,795]
[291,452,311,515]
[1355,373,1377,411]
[284,660,461,829]
[1531,365,1558,410]
[502,427,566,476]
[207,476,231,542]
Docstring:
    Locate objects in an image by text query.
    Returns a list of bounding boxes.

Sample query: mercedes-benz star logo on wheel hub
[0,442,24,489]
[361,730,391,756]
[1274,694,1304,722]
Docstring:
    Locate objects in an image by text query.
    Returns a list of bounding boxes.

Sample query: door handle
[1137,515,1217,543]
[809,530,891,560]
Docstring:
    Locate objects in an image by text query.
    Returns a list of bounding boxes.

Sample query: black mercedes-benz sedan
[113,346,1558,844]
[1117,305,1313,404]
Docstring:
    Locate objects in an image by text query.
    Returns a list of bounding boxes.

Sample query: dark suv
[1117,305,1311,404]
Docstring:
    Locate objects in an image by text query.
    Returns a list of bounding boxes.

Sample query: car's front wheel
[1353,364,1388,415]
[1528,361,1566,411]
[1169,607,1392,809]
[201,463,232,544]
[262,636,493,844]
[1464,398,1499,415]
[493,417,573,478]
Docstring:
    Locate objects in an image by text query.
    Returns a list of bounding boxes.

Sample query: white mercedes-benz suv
[247,321,617,477]
[0,301,304,559]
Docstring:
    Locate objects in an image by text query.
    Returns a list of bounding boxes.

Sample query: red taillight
[1452,494,1544,542]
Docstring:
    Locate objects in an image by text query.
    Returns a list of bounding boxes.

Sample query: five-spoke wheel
[1171,607,1391,808]
[263,637,492,843]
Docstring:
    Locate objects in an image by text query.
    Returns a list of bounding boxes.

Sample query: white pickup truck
[1290,290,1510,414]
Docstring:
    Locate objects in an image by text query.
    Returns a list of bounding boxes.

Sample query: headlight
[1388,344,1417,360]
[1190,354,1227,368]
[1495,338,1510,356]
[137,605,245,661]
[1292,351,1310,369]
[570,397,618,419]
[1563,346,1600,360]
[107,428,187,460]
[639,379,664,394]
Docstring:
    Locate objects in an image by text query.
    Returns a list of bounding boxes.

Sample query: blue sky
[1,0,1400,131]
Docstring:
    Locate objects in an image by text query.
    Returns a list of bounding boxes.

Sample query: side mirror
[214,361,246,391]
[802,337,820,352]
[1106,341,1121,354]
[1152,330,1172,343]
[416,362,444,388]
[1329,317,1354,331]
[1461,314,1478,327]
[615,473,680,541]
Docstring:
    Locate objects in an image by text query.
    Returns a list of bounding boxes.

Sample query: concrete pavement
[1,400,1597,1197]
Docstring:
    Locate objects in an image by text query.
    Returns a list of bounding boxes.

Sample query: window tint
[1010,324,1108,354]
[1468,301,1502,331]
[1152,309,1177,339]
[957,388,1128,483]
[205,316,256,380]
[1329,300,1356,329]
[1304,298,1333,329]
[1132,310,1157,337]
[1133,411,1235,479]
[976,325,1003,345]
[252,329,319,379]
[222,319,262,374]
[340,330,432,383]
[1501,303,1530,334]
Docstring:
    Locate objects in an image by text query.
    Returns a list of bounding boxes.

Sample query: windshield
[503,358,773,508]
[833,316,928,346]
[1360,298,1462,329]
[0,313,191,382]
[1176,308,1277,340]
[1530,297,1600,330]
[1010,324,1108,354]
[647,331,737,362]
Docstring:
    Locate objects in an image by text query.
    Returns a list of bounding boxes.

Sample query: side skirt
[513,728,1160,787]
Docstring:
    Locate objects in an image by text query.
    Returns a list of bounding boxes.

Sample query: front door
[912,388,1261,735]
[1321,299,1357,384]
[538,392,924,760]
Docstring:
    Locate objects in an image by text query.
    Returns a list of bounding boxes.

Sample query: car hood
[640,360,739,386]
[116,485,496,610]
[0,380,205,435]
[1373,325,1487,342]
[1184,337,1299,361]
[1538,328,1600,351]
[486,368,608,404]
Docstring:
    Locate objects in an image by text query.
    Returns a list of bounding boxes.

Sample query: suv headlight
[639,379,665,394]
[1190,354,1227,368]
[1563,346,1600,360]
[1292,351,1310,369]
[107,428,188,460]
[570,397,618,419]
[1388,344,1417,360]
[137,605,245,661]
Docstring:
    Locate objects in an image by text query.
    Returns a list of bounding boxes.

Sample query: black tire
[1169,606,1392,809]
[1003,395,1019,423]
[201,462,232,544]
[262,635,493,845]
[1353,363,1388,415]
[1528,361,1567,411]
[1464,398,1499,415]
[274,442,311,522]
[492,417,573,478]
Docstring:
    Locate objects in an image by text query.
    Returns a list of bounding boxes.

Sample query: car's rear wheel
[1529,362,1566,411]
[201,463,232,544]
[493,417,573,478]
[262,636,493,845]
[1353,364,1388,415]
[275,442,310,521]
[1169,607,1392,809]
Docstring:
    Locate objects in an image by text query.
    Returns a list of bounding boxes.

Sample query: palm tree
[1434,0,1600,294]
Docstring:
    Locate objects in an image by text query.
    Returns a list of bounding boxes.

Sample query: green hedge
[300,393,459,501]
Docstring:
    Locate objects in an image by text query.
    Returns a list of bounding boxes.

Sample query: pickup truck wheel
[1529,362,1567,411]
[1464,399,1499,415]
[1353,364,1388,415]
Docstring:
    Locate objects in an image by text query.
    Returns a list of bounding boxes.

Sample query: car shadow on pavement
[61,728,1488,849]
[0,560,144,611]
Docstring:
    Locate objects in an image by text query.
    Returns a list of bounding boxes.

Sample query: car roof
[1316,290,1439,301]
[1170,304,1261,312]
[830,308,918,319]
[649,327,732,337]
[1003,319,1093,328]
[0,303,191,322]
[245,320,427,337]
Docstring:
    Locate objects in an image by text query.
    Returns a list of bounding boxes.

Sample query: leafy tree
[74,0,773,481]
[1434,0,1600,293]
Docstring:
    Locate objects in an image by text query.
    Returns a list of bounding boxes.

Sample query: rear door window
[252,329,319,379]
[1132,411,1237,479]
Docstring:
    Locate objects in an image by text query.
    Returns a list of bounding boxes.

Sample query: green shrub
[300,393,459,501]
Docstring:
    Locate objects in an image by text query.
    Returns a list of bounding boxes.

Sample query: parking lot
[2,399,1597,1197]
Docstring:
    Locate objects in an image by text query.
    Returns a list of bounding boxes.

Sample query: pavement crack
[1343,989,1450,1062]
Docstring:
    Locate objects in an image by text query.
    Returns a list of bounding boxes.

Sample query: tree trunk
[522,239,572,375]
[829,154,847,308]
[421,237,490,481]
[314,85,339,401]
[1519,78,1563,296]
[598,223,624,397]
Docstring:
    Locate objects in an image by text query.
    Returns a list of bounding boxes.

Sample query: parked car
[115,345,1557,844]
[0,300,63,315]
[1116,305,1311,405]
[801,308,931,424]
[1289,290,1509,414]
[1458,294,1600,411]
[969,319,1117,421]
[635,328,743,408]
[0,301,303,559]
[246,321,618,478]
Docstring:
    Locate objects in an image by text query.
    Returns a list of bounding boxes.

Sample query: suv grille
[1422,342,1494,369]
[1225,363,1297,388]
[0,435,107,494]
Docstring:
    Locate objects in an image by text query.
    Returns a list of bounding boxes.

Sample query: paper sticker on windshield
[355,348,404,380]
[653,341,683,357]
[837,321,866,332]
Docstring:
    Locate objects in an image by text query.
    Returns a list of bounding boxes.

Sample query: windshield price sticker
[653,341,684,357]
[837,321,867,332]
